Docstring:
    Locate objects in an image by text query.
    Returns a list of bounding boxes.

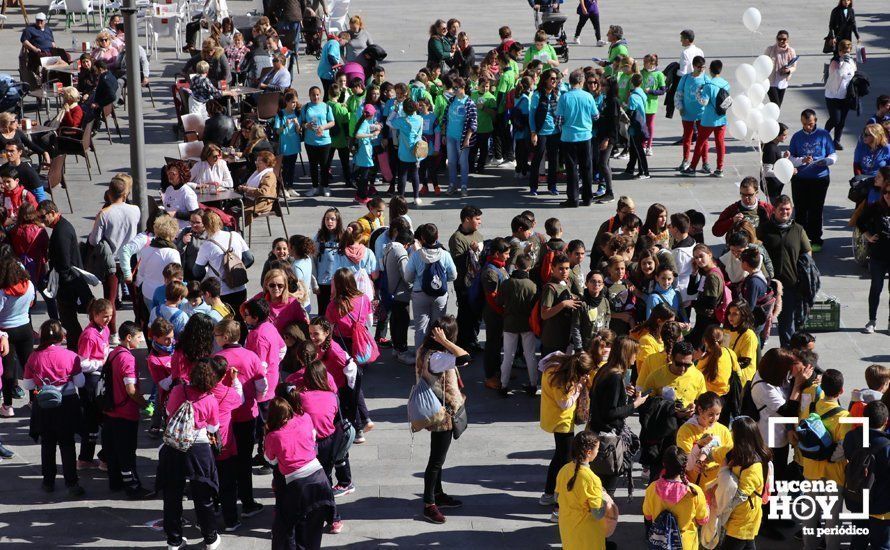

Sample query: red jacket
[711,200,773,237]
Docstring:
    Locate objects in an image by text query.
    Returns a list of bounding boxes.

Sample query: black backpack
[740,379,766,422]
[796,253,821,310]
[844,436,890,513]
[720,370,744,424]
[714,85,733,116]
[95,350,124,413]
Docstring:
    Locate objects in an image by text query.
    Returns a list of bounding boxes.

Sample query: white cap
[35,12,47,20]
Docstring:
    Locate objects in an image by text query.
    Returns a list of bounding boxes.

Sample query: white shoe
[549,510,559,523]
[539,493,556,506]
[0,405,13,418]
[205,533,221,550]
[286,189,300,198]
[864,321,876,334]
[596,40,607,47]
[644,147,653,156]
[167,540,188,550]
[414,197,423,206]
[573,36,581,45]
[304,187,318,197]
[490,157,505,166]
[322,187,331,197]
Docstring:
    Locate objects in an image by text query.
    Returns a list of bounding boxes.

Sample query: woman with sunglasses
[529,69,562,195]
[91,31,120,73]
[764,30,796,107]
[426,19,454,73]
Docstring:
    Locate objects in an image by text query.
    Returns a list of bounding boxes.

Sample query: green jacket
[497,272,538,333]
[327,100,350,149]
[448,227,482,289]
[346,91,366,136]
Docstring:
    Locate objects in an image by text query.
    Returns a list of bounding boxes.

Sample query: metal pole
[123,0,148,231]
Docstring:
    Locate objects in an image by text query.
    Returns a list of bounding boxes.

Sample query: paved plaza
[0,0,889,547]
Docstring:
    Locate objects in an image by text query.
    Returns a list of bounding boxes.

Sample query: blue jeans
[778,286,804,348]
[446,136,469,191]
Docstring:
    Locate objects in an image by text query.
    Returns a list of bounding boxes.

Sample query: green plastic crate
[802,299,841,332]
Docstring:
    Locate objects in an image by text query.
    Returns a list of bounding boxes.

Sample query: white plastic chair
[151,6,185,59]
[327,0,350,33]
[63,0,98,31]
[178,140,205,161]
[181,113,205,141]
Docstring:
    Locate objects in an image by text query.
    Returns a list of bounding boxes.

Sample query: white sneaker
[286,189,300,198]
[205,533,221,550]
[167,540,188,550]
[573,36,581,45]
[322,187,331,197]
[645,147,653,156]
[539,493,556,506]
[596,40,607,47]
[864,321,876,334]
[0,405,13,418]
[304,187,318,197]
[549,510,559,523]
[414,197,423,206]
[490,157,505,166]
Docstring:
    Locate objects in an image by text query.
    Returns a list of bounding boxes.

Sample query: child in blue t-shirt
[418,98,440,196]
[353,104,381,203]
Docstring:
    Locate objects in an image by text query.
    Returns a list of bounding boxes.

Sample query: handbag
[442,369,468,440]
[823,35,836,54]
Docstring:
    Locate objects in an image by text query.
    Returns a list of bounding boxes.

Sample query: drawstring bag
[407,376,445,432]
[36,378,63,409]
[345,301,379,365]
[164,399,199,452]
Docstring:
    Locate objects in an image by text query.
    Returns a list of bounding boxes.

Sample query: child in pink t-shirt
[206,355,246,530]
[147,317,176,439]
[76,298,112,468]
[213,319,267,519]
[102,322,151,498]
[158,358,222,549]
[265,391,334,547]
[23,320,85,494]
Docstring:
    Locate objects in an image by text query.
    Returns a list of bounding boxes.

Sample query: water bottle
[72,36,77,53]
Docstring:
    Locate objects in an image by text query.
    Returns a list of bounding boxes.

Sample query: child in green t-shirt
[641,53,667,155]
[470,77,497,173]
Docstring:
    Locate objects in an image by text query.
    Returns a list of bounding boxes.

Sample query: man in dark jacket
[448,205,483,351]
[39,200,86,349]
[202,100,236,146]
[842,401,890,550]
[89,60,118,122]
[712,176,774,237]
[269,0,305,50]
[757,194,812,347]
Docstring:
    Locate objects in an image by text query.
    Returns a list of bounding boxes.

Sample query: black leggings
[1,323,34,406]
[327,146,352,186]
[470,132,491,172]
[626,133,649,176]
[545,431,574,495]
[529,133,560,192]
[306,144,332,188]
[575,13,601,40]
[721,536,756,550]
[596,137,614,195]
[824,97,850,143]
[281,153,299,187]
[233,420,258,506]
[423,429,453,504]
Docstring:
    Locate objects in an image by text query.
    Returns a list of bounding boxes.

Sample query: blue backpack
[796,407,843,460]
[421,259,448,297]
[648,510,683,550]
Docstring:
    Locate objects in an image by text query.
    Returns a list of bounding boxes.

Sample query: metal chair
[101,103,122,143]
[57,119,101,178]
[178,140,204,161]
[181,113,204,142]
[46,154,72,212]
[273,155,290,214]
[246,192,288,246]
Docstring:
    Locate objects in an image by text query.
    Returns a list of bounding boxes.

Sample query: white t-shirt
[678,44,705,76]
[196,230,250,295]
[137,245,182,299]
[162,185,200,229]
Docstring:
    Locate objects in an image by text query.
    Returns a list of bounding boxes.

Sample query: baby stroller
[538,12,570,63]
[302,14,325,58]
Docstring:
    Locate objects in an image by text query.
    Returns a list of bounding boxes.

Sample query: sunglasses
[674,361,693,370]
[883,190,890,196]
[267,283,286,289]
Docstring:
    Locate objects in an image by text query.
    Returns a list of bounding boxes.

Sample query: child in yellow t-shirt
[556,431,613,550]
[695,325,738,397]
[355,197,385,244]
[712,416,771,547]
[677,392,733,490]
[643,445,709,549]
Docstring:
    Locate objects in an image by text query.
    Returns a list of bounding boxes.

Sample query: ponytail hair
[660,321,683,358]
[698,325,725,382]
[661,445,698,496]
[567,431,601,491]
[37,319,65,350]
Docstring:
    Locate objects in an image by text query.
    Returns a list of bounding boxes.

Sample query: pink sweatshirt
[245,320,286,403]
[324,295,371,340]
[299,389,338,439]
[147,352,173,407]
[263,413,320,481]
[77,323,110,374]
[212,378,244,461]
[215,344,268,422]
[273,299,309,334]
[105,348,141,421]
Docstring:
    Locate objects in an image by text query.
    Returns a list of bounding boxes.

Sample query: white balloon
[731,95,752,119]
[762,102,781,121]
[735,64,757,90]
[774,158,794,184]
[745,125,758,141]
[728,119,749,140]
[747,108,764,131]
[758,118,780,142]
[761,78,771,91]
[747,83,767,105]
[742,7,762,32]
[753,55,774,81]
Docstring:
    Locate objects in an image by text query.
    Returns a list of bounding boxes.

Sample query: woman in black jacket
[828,0,859,45]
[594,76,619,203]
[857,168,890,333]
[587,335,648,495]
[451,32,475,78]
